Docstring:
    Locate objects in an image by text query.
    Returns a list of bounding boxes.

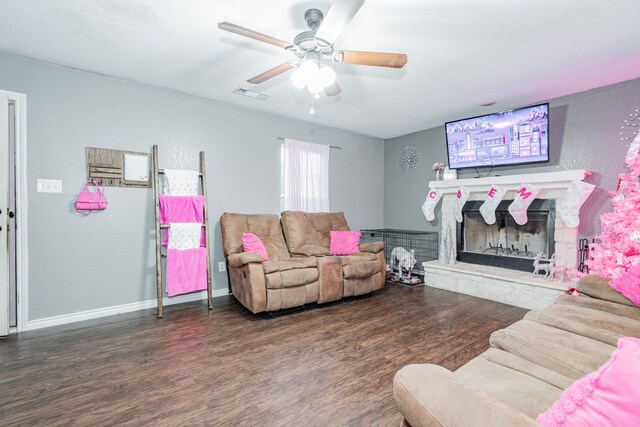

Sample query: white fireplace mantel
[429,169,588,194]
[423,169,590,309]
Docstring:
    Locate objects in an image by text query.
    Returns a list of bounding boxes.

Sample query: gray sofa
[393,275,640,426]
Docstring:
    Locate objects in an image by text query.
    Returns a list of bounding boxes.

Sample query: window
[281,138,330,212]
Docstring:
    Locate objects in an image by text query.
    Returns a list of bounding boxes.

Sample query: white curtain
[282,138,330,212]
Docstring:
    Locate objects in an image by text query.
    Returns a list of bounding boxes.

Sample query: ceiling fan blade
[218,22,290,49]
[315,0,365,45]
[325,81,342,97]
[247,63,295,84]
[334,50,407,68]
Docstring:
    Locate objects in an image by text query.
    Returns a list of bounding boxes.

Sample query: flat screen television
[445,103,549,170]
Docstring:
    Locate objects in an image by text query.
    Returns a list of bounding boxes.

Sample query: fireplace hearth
[456,199,555,272]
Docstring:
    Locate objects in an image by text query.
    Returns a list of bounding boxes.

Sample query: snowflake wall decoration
[620,108,640,142]
[398,146,422,175]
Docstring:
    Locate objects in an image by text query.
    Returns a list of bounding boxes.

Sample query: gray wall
[384,77,640,239]
[0,52,384,321]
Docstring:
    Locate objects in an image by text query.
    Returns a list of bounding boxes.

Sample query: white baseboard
[22,288,229,332]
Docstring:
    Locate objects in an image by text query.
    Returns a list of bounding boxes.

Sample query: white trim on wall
[0,90,28,333]
[23,289,229,331]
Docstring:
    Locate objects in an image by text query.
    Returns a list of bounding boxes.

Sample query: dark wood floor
[0,283,526,427]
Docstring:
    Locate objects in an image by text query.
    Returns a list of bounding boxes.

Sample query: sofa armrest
[394,364,538,427]
[227,252,264,268]
[577,274,635,307]
[359,242,384,254]
[294,244,330,257]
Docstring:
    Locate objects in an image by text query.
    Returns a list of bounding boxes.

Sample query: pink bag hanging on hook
[74,179,108,216]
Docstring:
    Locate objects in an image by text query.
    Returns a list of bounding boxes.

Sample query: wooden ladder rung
[157,168,203,176]
[159,223,206,229]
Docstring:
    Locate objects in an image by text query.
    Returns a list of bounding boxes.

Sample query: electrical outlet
[218,261,226,272]
[37,179,62,193]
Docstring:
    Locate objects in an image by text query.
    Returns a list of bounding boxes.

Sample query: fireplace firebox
[456,200,555,272]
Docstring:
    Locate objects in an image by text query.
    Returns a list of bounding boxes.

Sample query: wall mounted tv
[445,103,549,170]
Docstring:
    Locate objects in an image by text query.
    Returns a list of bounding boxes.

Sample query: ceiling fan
[218,0,407,99]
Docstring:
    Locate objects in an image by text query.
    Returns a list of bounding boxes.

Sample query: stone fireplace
[423,169,589,309]
[457,199,555,272]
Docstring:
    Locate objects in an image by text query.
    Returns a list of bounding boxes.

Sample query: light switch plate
[218,262,226,272]
[37,179,62,193]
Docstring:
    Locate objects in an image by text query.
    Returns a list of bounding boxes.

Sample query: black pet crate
[359,229,439,275]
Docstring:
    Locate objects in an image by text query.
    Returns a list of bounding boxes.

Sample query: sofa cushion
[525,304,640,346]
[455,355,563,419]
[339,252,379,264]
[262,259,316,274]
[555,293,640,321]
[577,274,636,307]
[264,267,318,289]
[280,211,350,255]
[220,213,291,262]
[359,241,384,254]
[340,255,382,280]
[478,348,574,390]
[394,364,539,427]
[490,320,615,380]
[295,244,329,256]
[242,232,268,261]
[329,230,361,255]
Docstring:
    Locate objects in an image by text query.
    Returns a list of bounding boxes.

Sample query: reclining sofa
[219,211,385,314]
[280,211,385,297]
[393,275,640,426]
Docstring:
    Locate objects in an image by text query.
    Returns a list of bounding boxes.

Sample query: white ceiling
[1,0,639,139]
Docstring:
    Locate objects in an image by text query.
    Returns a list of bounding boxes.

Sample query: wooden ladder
[151,144,213,318]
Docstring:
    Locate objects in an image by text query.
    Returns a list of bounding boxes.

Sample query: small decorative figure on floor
[547,255,567,282]
[532,252,553,278]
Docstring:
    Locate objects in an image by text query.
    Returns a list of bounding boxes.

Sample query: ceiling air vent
[233,88,270,101]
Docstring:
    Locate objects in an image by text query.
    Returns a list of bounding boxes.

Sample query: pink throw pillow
[609,264,640,306]
[330,231,361,255]
[536,337,640,426]
[242,233,268,261]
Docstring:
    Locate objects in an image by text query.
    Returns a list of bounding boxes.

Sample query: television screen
[445,103,549,170]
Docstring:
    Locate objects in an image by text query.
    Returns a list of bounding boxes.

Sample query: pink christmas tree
[587,138,640,278]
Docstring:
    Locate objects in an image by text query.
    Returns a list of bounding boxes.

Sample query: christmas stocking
[454,187,470,223]
[422,189,442,222]
[479,185,506,225]
[558,180,595,228]
[508,183,541,225]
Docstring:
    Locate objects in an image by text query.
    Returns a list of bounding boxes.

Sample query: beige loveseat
[220,213,321,313]
[393,275,640,426]
[280,211,386,297]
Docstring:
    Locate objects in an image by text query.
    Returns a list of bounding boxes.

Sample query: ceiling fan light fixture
[298,59,319,81]
[307,78,324,94]
[290,67,307,88]
[318,66,336,87]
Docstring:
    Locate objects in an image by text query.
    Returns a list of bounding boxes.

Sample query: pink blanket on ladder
[166,247,208,297]
[158,195,205,246]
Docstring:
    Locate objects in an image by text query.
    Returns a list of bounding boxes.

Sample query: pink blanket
[158,195,205,246]
[166,247,208,297]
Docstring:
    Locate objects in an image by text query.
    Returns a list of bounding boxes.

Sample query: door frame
[1,90,28,333]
